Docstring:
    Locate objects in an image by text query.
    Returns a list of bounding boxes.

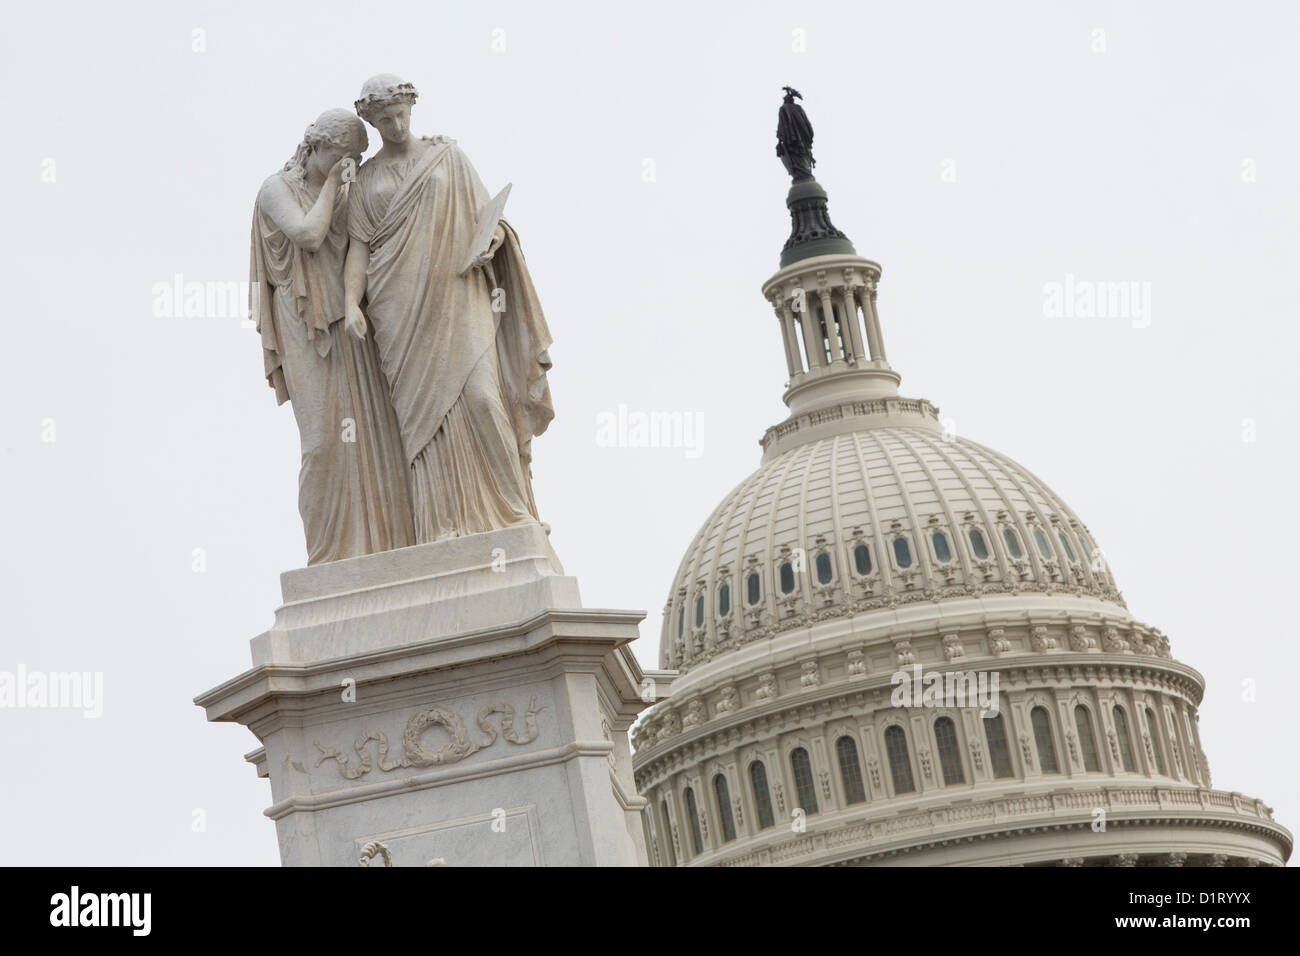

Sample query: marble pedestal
[195,523,661,866]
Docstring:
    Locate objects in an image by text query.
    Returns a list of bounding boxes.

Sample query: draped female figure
[344,75,554,542]
[250,108,415,563]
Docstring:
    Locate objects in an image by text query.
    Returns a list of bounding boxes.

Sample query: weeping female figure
[250,108,415,564]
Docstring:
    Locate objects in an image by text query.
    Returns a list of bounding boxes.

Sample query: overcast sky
[3,0,1297,865]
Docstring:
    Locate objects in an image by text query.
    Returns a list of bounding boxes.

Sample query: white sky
[3,0,1297,865]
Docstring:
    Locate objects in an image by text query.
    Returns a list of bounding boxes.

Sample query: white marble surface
[197,525,657,866]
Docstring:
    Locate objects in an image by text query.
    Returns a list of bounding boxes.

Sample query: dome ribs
[873,430,938,595]
[911,430,1013,585]
[659,429,1132,674]
[848,431,895,598]
[793,440,825,622]
[893,429,976,584]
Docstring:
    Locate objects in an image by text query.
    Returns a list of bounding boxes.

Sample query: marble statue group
[249,74,555,564]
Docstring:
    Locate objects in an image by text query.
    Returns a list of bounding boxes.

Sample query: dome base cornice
[669,588,1135,684]
[760,396,939,462]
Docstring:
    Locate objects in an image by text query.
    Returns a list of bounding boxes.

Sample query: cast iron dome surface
[659,427,1122,674]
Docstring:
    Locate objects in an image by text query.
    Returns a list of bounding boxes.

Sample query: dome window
[746,571,761,606]
[932,531,952,563]
[713,774,737,843]
[934,717,965,785]
[1002,528,1024,559]
[779,561,796,594]
[684,787,704,855]
[884,725,915,794]
[677,606,684,639]
[1030,707,1059,773]
[853,543,872,576]
[1113,707,1137,773]
[892,537,913,569]
[1074,706,1101,772]
[790,747,819,815]
[749,761,775,830]
[1032,528,1052,560]
[659,800,676,867]
[1057,530,1077,562]
[694,595,704,628]
[968,528,989,560]
[983,712,1015,779]
[718,582,730,617]
[815,552,833,584]
[1077,532,1095,565]
[836,736,867,805]
[1144,708,1166,775]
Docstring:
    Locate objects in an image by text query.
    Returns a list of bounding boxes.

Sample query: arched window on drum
[790,747,819,815]
[934,716,965,785]
[659,799,676,866]
[1113,706,1137,772]
[884,725,916,795]
[1074,705,1101,772]
[1031,706,1059,774]
[835,736,867,805]
[713,774,737,843]
[683,787,704,855]
[983,712,1015,779]
[749,761,775,830]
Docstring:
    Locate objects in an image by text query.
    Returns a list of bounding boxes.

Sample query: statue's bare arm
[343,238,370,339]
[259,160,349,253]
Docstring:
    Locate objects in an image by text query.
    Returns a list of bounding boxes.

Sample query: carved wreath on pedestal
[316,697,544,780]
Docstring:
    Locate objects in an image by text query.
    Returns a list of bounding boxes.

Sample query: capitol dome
[630,91,1289,868]
[659,422,1127,677]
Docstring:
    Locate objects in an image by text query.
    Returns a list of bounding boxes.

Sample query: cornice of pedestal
[196,605,648,732]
